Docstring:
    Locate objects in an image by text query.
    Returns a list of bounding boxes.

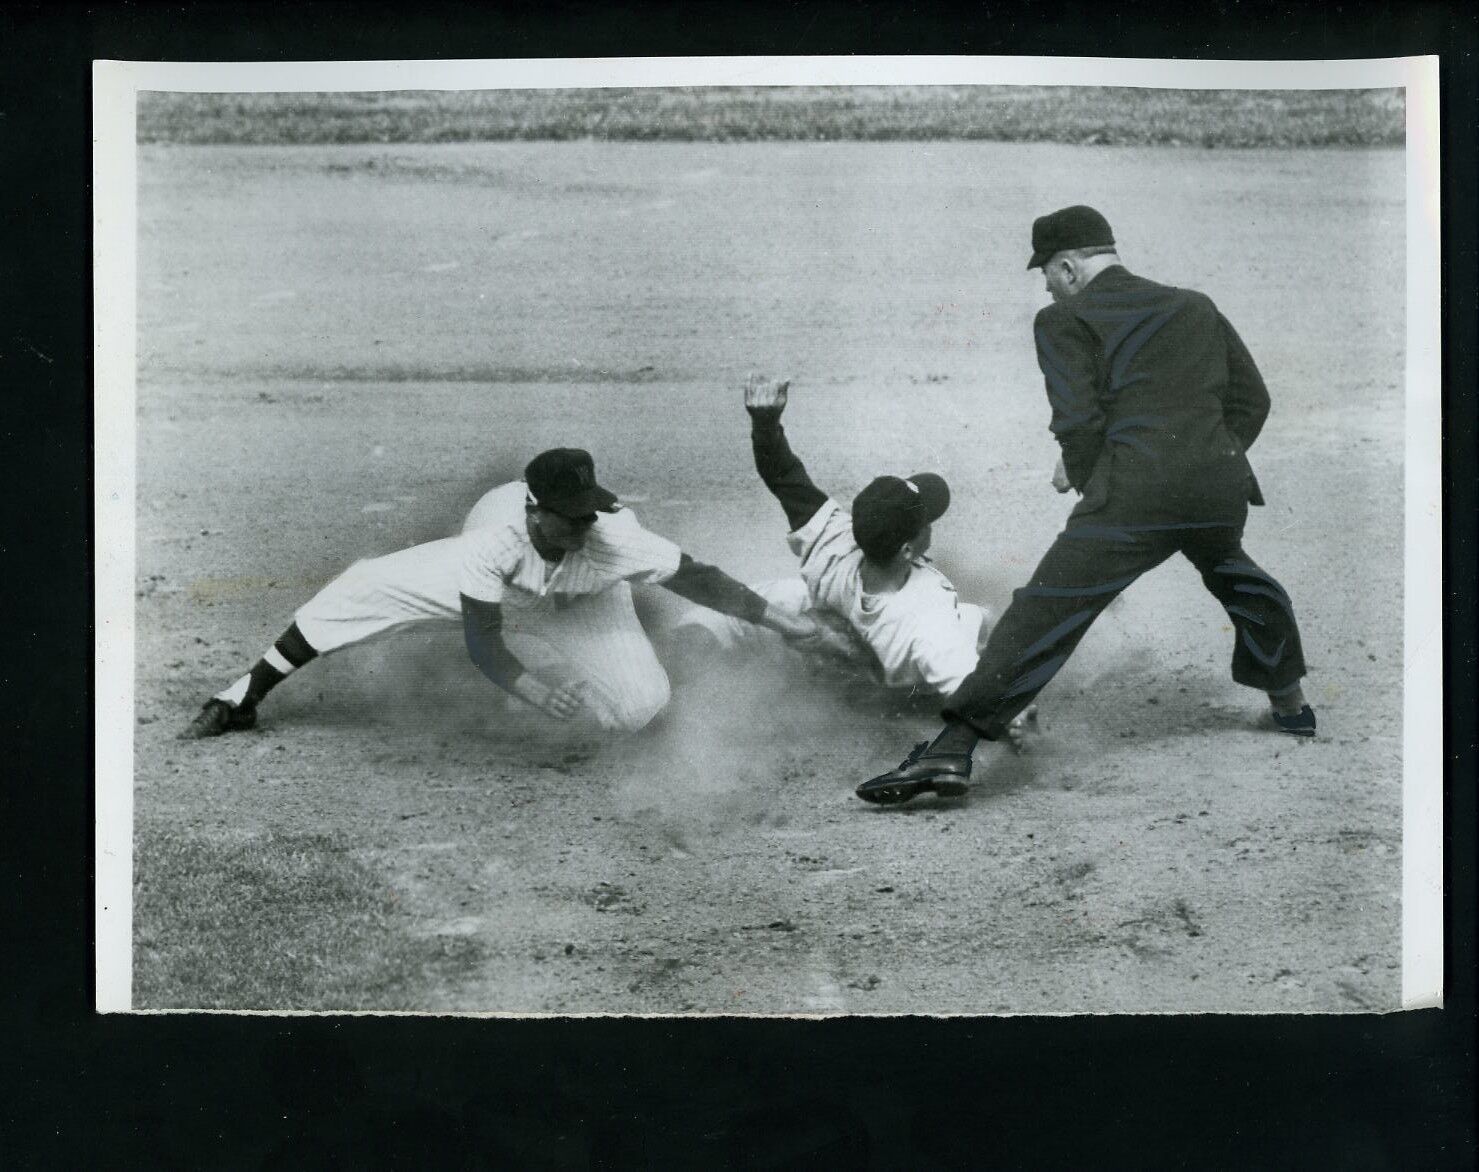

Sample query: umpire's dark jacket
[1035,265,1270,525]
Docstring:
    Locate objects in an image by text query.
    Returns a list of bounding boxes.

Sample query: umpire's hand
[744,373,790,419]
[1051,455,1073,494]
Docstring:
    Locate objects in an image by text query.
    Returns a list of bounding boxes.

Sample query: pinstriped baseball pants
[293,541,670,733]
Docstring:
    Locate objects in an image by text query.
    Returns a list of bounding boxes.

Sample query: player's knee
[609,669,671,733]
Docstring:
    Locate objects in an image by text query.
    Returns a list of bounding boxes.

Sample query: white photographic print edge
[95,55,1440,1015]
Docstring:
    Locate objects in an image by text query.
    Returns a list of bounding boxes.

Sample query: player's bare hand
[1051,456,1072,494]
[797,622,862,663]
[1004,705,1040,754]
[743,373,790,419]
[518,675,588,721]
[542,680,589,721]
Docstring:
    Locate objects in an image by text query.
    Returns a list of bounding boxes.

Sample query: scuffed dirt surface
[130,142,1404,1013]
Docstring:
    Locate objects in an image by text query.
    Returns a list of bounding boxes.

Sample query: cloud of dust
[273,625,503,737]
[260,538,1159,834]
[268,616,910,847]
[604,639,914,853]
[1071,594,1159,691]
[935,546,1159,695]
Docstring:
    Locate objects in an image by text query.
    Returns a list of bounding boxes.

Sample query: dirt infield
[131,140,1405,1013]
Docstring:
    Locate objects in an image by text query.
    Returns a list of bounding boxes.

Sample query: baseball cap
[1027,204,1116,269]
[851,472,950,561]
[524,448,619,518]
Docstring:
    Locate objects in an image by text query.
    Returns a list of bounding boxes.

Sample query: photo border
[95,54,1441,1015]
[3,0,1469,1163]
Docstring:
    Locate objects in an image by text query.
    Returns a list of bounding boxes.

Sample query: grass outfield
[137,86,1403,147]
[133,824,484,1009]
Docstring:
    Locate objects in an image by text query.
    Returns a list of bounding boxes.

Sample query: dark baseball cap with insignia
[1027,204,1116,269]
[851,473,950,561]
[524,448,619,518]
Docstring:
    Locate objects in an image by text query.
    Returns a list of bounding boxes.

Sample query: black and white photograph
[94,56,1441,1015]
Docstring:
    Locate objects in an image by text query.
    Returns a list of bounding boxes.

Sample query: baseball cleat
[1271,704,1316,737]
[179,699,257,740]
[856,741,972,805]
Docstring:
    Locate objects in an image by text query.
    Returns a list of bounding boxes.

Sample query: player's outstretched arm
[744,373,828,531]
[459,594,586,720]
[662,554,821,644]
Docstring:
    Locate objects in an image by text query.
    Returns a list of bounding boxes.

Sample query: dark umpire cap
[1027,205,1116,269]
[524,448,619,518]
[851,473,950,561]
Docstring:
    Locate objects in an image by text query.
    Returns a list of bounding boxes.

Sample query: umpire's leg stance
[856,503,1307,805]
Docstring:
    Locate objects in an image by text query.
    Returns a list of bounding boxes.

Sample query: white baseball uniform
[677,498,990,696]
[291,481,678,731]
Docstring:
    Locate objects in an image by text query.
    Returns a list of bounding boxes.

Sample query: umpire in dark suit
[859,205,1314,805]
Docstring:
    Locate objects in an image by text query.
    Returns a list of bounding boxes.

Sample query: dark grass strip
[138,87,1403,148]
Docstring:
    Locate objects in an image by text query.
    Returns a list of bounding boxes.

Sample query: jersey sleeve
[786,498,851,567]
[787,500,858,608]
[456,525,524,603]
[581,508,684,585]
[750,416,829,531]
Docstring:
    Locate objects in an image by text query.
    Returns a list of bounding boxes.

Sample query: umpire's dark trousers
[941,500,1307,740]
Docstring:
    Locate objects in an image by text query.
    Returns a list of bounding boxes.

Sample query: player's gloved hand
[1051,456,1073,494]
[743,373,790,420]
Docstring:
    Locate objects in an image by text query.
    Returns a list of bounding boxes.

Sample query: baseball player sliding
[674,375,1034,745]
[182,448,820,738]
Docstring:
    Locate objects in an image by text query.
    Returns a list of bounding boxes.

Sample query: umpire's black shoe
[179,699,257,740]
[1271,704,1317,737]
[856,741,972,805]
